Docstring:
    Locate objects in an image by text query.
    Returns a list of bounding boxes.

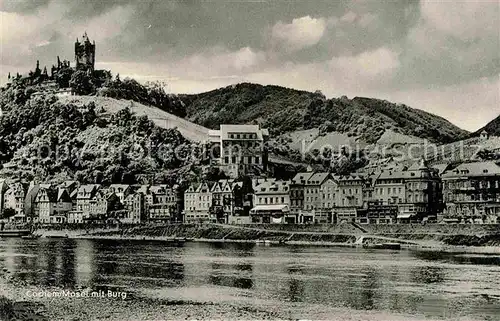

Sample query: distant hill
[180,83,469,144]
[475,114,500,137]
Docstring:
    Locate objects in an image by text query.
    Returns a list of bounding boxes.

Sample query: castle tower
[75,32,95,72]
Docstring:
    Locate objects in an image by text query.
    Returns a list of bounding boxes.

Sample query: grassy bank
[89,224,357,244]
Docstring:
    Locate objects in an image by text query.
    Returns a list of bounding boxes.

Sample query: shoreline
[67,234,500,254]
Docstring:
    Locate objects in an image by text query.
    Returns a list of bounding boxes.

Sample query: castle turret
[75,32,95,72]
[34,60,41,77]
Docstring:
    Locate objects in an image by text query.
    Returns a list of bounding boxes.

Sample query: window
[255,156,260,164]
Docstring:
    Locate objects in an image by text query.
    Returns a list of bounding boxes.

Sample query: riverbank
[31,223,500,254]
[0,270,445,321]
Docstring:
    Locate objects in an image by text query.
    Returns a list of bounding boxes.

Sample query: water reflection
[209,250,254,290]
[411,266,445,284]
[0,239,499,321]
[287,264,304,302]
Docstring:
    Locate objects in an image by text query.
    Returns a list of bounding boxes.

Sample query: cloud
[420,0,499,41]
[271,16,326,51]
[330,47,400,78]
[1,0,498,132]
[340,11,357,23]
[0,0,50,14]
[400,0,499,88]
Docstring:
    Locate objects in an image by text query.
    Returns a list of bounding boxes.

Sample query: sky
[1,0,499,132]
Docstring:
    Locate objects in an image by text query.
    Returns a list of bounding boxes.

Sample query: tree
[55,67,74,88]
[70,70,95,95]
[1,208,16,220]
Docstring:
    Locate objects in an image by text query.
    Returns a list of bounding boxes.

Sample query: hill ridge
[179,83,469,144]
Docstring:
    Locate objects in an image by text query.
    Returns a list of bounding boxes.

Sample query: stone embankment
[74,223,500,247]
[87,224,357,244]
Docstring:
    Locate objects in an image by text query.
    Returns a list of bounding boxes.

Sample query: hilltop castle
[7,32,96,84]
[75,32,95,72]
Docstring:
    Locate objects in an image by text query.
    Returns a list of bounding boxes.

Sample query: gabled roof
[232,181,243,188]
[291,172,314,185]
[136,185,150,194]
[185,184,198,193]
[77,184,100,198]
[432,163,451,175]
[36,187,58,203]
[196,182,210,193]
[0,180,8,193]
[210,181,222,193]
[57,188,71,202]
[109,184,130,192]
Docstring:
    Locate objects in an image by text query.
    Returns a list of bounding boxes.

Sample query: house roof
[77,184,100,198]
[149,185,167,194]
[291,172,314,185]
[219,124,267,140]
[254,180,290,194]
[432,163,450,175]
[442,161,500,178]
[0,180,8,193]
[109,184,130,192]
[37,187,58,203]
[136,185,150,194]
[307,172,330,185]
[252,178,277,189]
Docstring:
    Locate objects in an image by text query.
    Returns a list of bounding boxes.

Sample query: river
[0,238,499,320]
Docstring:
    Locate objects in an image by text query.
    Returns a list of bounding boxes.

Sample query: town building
[89,188,112,219]
[3,182,26,221]
[334,174,365,223]
[251,179,291,223]
[372,159,442,222]
[108,184,131,203]
[148,185,180,222]
[290,172,314,217]
[208,124,269,178]
[210,179,240,223]
[301,172,337,223]
[184,182,212,223]
[35,186,72,224]
[74,184,100,221]
[0,180,8,216]
[123,192,145,224]
[441,161,500,223]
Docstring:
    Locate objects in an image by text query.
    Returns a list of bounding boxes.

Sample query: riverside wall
[234,223,500,236]
[37,223,500,247]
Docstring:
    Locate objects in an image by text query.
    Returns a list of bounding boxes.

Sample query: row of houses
[0,181,182,224]
[183,159,500,225]
[1,160,499,225]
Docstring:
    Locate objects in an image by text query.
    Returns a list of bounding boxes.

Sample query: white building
[208,124,269,178]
